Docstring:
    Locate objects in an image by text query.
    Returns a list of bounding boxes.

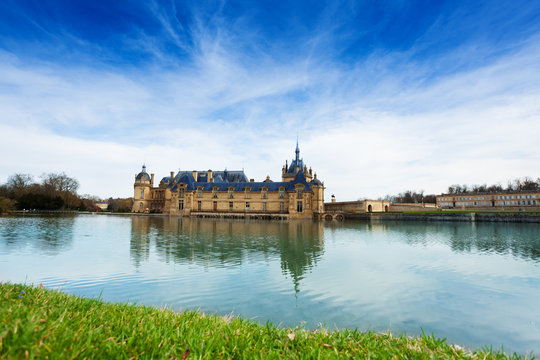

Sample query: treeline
[106,198,132,212]
[382,190,437,204]
[447,177,540,194]
[0,172,94,213]
[380,177,540,204]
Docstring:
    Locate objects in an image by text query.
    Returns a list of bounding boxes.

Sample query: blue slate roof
[286,141,304,174]
[311,177,322,186]
[170,169,314,192]
[136,165,151,181]
[287,159,304,174]
[172,170,248,184]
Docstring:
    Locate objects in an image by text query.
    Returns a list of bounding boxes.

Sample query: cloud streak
[0,1,539,199]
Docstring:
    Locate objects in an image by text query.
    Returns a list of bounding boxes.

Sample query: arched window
[140,189,144,199]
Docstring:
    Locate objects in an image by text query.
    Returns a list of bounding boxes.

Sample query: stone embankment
[346,212,540,223]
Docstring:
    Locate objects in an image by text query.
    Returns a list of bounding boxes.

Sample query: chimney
[250,179,255,183]
[208,169,213,182]
[151,173,155,186]
[192,170,198,182]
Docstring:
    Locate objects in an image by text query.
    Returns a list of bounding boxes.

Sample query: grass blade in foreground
[0,283,532,359]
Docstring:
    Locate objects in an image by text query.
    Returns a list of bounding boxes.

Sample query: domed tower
[132,165,154,213]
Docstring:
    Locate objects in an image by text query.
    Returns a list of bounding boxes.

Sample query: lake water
[1,214,539,354]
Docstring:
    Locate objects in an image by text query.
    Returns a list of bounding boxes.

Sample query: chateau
[131,143,324,219]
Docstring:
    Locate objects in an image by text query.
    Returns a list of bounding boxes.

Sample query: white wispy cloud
[1,7,539,200]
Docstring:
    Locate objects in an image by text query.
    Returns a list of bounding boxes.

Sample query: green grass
[0,283,533,359]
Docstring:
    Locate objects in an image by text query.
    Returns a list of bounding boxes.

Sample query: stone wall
[447,205,540,212]
[388,203,437,212]
[324,201,365,212]
[324,200,391,213]
[345,212,540,223]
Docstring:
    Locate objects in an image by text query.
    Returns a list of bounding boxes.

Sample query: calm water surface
[1,214,539,354]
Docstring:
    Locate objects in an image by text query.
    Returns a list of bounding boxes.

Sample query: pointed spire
[295,138,300,162]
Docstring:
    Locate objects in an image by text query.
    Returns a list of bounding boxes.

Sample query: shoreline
[346,211,540,223]
[6,209,540,223]
[1,282,530,359]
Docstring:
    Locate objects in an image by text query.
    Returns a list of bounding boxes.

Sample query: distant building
[131,142,324,219]
[437,191,539,209]
[94,200,109,211]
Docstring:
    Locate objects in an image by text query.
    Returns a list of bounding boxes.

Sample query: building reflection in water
[335,220,540,262]
[130,217,325,292]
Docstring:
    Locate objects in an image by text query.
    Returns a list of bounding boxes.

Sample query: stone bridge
[319,210,346,221]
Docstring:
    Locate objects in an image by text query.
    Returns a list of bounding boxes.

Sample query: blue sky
[1,0,539,199]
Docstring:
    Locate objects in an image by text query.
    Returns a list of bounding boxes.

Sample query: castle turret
[282,141,312,182]
[132,165,152,213]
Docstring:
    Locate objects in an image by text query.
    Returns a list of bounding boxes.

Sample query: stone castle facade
[131,143,324,219]
[437,191,540,209]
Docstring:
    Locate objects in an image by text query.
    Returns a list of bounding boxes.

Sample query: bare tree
[519,177,538,191]
[0,197,16,213]
[6,173,34,198]
[40,172,80,208]
[386,190,435,203]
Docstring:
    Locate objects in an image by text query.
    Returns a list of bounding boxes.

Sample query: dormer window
[197,188,202,198]
[297,189,303,199]
[213,188,218,198]
[245,187,251,199]
[229,188,234,199]
[262,188,268,199]
[279,188,285,199]
[179,188,184,198]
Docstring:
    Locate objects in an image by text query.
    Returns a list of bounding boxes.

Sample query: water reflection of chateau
[130,217,325,292]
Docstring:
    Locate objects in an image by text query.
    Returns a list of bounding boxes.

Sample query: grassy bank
[0,283,530,359]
